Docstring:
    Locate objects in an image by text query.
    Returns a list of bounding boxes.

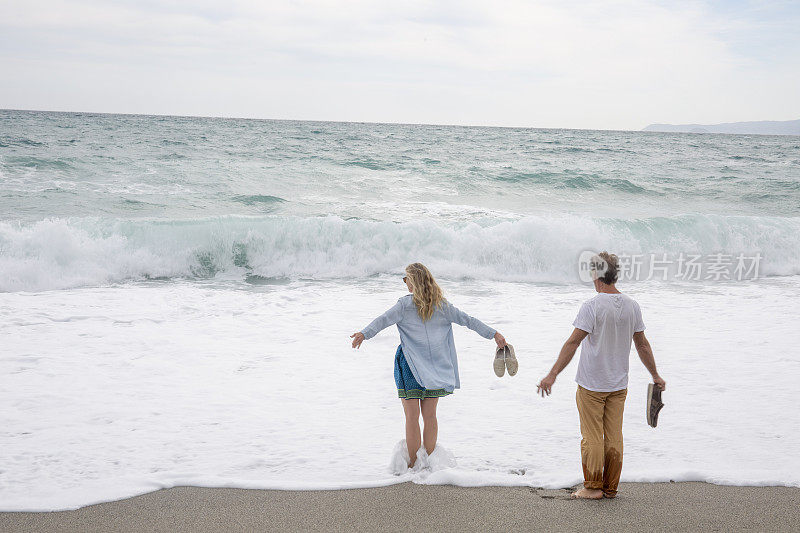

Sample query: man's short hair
[592,251,619,284]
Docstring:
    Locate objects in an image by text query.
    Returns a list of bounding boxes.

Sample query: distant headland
[642,119,800,135]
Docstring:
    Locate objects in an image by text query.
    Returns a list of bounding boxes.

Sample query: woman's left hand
[494,332,507,347]
[350,332,365,349]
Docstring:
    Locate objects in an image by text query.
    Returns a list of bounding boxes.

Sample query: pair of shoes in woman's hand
[494,344,518,377]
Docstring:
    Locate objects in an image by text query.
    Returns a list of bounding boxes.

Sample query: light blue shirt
[360,294,496,392]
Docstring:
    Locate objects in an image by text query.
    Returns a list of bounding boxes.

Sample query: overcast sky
[1,0,798,130]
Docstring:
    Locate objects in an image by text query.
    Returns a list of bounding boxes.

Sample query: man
[537,251,666,499]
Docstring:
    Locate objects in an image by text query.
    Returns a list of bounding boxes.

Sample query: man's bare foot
[571,488,604,499]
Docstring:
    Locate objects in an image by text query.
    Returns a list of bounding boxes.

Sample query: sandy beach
[2,482,798,532]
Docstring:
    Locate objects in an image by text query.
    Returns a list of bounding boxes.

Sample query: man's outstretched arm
[537,328,588,396]
[633,331,666,390]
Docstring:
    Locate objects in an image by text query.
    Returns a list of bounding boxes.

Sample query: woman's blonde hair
[405,262,444,321]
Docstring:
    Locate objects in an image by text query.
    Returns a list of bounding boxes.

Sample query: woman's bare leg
[401,399,421,467]
[420,398,439,454]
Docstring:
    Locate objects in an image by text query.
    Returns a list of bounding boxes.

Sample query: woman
[350,262,507,468]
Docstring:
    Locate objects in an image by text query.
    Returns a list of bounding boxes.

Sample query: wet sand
[1,482,798,532]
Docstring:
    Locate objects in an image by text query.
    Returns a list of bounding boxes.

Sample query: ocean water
[1,109,799,510]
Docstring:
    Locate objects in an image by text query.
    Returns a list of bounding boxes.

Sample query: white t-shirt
[573,293,645,392]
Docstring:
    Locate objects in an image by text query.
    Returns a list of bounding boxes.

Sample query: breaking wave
[1,214,798,291]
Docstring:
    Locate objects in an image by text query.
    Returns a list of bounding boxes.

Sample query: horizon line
[1,107,645,133]
[3,107,797,135]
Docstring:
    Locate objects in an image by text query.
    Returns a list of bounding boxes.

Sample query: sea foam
[389,440,458,476]
[2,275,799,511]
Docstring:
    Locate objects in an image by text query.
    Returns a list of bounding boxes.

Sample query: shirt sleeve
[444,301,496,339]
[572,301,595,334]
[633,301,646,332]
[360,299,405,340]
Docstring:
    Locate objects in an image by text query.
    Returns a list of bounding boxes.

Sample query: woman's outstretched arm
[351,299,405,349]
[445,302,506,347]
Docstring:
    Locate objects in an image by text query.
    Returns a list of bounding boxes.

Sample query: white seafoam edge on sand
[2,277,800,511]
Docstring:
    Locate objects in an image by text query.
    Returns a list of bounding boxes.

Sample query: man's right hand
[653,375,666,391]
[537,373,556,397]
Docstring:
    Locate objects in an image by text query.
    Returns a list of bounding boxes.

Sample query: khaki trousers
[576,385,627,497]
